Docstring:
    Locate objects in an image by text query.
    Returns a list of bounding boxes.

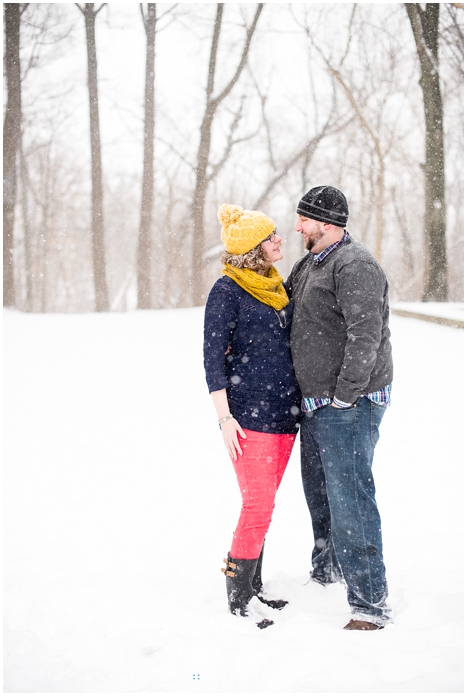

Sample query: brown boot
[343,619,383,631]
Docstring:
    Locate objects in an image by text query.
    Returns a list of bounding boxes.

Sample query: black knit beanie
[297,185,349,227]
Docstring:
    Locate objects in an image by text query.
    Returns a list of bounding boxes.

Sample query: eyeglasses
[262,229,279,244]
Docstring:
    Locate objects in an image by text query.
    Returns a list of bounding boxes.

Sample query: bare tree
[295,5,428,271]
[324,67,386,263]
[136,3,157,309]
[10,4,462,309]
[19,139,34,311]
[3,4,26,307]
[405,3,447,301]
[251,78,344,211]
[300,7,391,262]
[76,2,109,311]
[14,4,74,312]
[191,3,264,306]
[441,3,464,79]
[137,3,177,309]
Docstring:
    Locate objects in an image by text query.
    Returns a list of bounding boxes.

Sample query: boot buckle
[221,557,236,577]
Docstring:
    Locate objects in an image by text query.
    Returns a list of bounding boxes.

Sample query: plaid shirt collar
[313,229,349,265]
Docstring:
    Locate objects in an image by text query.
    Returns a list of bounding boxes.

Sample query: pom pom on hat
[218,203,275,255]
[218,204,243,227]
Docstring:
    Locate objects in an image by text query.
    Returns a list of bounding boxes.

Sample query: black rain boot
[222,553,274,629]
[251,543,288,610]
[251,544,265,596]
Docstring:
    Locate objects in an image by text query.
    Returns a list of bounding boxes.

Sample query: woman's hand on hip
[221,418,246,460]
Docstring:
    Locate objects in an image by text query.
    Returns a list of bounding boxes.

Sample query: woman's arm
[204,280,235,393]
[204,280,245,460]
[210,388,246,461]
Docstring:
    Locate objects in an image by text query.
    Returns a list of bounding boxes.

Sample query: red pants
[230,429,296,559]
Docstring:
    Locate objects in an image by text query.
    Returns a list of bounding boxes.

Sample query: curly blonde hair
[221,243,271,273]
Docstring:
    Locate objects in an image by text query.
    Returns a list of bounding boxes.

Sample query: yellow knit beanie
[218,204,275,255]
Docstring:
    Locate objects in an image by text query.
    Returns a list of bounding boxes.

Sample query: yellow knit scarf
[222,264,289,311]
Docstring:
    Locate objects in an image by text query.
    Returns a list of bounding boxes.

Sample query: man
[285,185,393,631]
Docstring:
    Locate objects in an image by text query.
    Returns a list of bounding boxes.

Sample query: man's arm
[333,260,387,405]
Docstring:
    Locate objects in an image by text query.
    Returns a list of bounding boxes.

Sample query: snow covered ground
[3,307,464,693]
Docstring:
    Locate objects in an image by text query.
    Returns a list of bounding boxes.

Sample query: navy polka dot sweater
[203,276,301,434]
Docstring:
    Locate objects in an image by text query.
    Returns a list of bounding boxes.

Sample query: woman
[203,204,301,628]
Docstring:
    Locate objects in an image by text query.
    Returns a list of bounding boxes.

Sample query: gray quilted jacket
[284,235,393,405]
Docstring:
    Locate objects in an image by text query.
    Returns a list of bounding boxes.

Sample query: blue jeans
[300,397,391,626]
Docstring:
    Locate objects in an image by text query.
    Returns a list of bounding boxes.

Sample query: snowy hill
[3,308,464,693]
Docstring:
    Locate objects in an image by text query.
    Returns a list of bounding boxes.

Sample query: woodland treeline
[3,3,464,312]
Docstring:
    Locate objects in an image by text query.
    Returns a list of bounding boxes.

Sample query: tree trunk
[191,4,223,308]
[191,108,216,307]
[375,163,385,263]
[83,3,109,311]
[20,138,33,312]
[137,3,156,310]
[191,4,263,307]
[3,3,22,308]
[405,3,447,301]
[39,141,52,313]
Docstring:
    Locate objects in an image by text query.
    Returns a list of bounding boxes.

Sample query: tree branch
[156,4,178,23]
[250,70,276,170]
[253,129,328,210]
[308,31,384,165]
[206,4,223,102]
[76,3,106,17]
[210,3,264,109]
[338,3,358,68]
[156,136,196,172]
[207,103,260,184]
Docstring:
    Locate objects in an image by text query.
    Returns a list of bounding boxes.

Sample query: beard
[305,229,324,252]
